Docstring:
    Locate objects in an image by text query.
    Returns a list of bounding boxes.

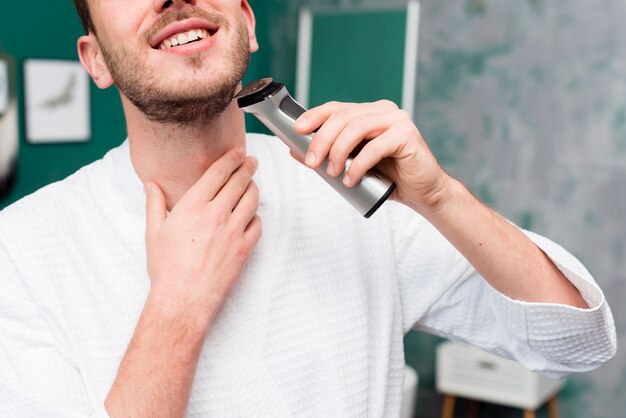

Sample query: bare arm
[416,177,588,308]
[295,100,588,308]
[105,148,261,417]
[104,294,211,417]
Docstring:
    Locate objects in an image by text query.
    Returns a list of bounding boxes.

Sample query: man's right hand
[143,147,262,324]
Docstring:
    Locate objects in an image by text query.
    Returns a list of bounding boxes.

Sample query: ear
[77,34,115,89]
[241,0,259,53]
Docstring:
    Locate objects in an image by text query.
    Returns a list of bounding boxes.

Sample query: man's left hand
[293,100,451,213]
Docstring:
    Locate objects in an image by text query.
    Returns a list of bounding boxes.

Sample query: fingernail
[143,183,152,195]
[343,175,351,186]
[327,161,335,175]
[238,147,246,158]
[305,151,316,166]
[296,117,309,130]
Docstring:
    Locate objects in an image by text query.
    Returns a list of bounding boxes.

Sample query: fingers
[212,156,258,211]
[324,111,397,177]
[185,147,246,203]
[295,100,399,168]
[144,182,167,245]
[231,180,260,231]
[245,215,262,236]
[242,215,262,255]
[293,101,352,134]
[343,126,405,187]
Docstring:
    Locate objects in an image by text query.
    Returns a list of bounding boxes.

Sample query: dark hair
[73,0,96,34]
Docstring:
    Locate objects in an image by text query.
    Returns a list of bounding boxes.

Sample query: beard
[99,8,251,128]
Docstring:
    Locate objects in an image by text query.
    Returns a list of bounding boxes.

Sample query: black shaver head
[235,78,285,109]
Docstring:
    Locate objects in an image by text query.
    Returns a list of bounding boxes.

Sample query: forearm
[104,292,213,417]
[416,177,588,308]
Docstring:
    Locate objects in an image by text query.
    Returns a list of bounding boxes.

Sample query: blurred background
[0,0,624,417]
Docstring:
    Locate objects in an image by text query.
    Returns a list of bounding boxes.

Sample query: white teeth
[177,33,189,45]
[158,29,210,50]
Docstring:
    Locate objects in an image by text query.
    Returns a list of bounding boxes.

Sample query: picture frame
[23,59,91,144]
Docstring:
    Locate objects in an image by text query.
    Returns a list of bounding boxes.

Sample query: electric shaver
[234,78,396,218]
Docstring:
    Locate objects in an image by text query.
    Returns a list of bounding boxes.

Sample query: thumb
[144,182,166,244]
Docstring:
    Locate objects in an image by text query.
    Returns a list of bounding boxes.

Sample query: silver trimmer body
[235,78,396,218]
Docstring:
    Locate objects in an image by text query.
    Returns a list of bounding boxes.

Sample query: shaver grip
[235,79,396,218]
[277,95,384,178]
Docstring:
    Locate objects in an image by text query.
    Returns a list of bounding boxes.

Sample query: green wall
[308,9,407,107]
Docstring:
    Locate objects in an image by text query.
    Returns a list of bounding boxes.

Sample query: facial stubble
[99,16,251,128]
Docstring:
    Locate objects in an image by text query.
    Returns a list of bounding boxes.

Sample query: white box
[436,341,564,410]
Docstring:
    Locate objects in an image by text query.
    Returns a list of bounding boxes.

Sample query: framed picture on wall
[24,59,91,144]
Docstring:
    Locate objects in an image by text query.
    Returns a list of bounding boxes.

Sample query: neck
[124,95,247,210]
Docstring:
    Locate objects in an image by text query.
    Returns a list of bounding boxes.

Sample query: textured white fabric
[0,134,616,417]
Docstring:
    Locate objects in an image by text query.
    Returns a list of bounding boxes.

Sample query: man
[0,0,616,417]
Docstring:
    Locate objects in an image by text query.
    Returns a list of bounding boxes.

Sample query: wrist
[412,176,474,225]
[145,289,216,338]
[407,173,462,217]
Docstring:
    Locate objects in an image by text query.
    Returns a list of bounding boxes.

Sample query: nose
[154,0,196,13]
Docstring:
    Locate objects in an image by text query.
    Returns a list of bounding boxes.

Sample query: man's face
[85,0,258,127]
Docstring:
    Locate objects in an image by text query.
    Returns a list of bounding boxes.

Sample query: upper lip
[149,18,219,48]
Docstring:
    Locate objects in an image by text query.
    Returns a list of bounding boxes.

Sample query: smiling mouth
[157,28,218,50]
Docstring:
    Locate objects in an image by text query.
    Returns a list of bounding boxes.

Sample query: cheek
[94,3,149,46]
[200,0,229,13]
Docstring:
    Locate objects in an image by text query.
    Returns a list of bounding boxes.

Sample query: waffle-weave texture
[0,134,616,417]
